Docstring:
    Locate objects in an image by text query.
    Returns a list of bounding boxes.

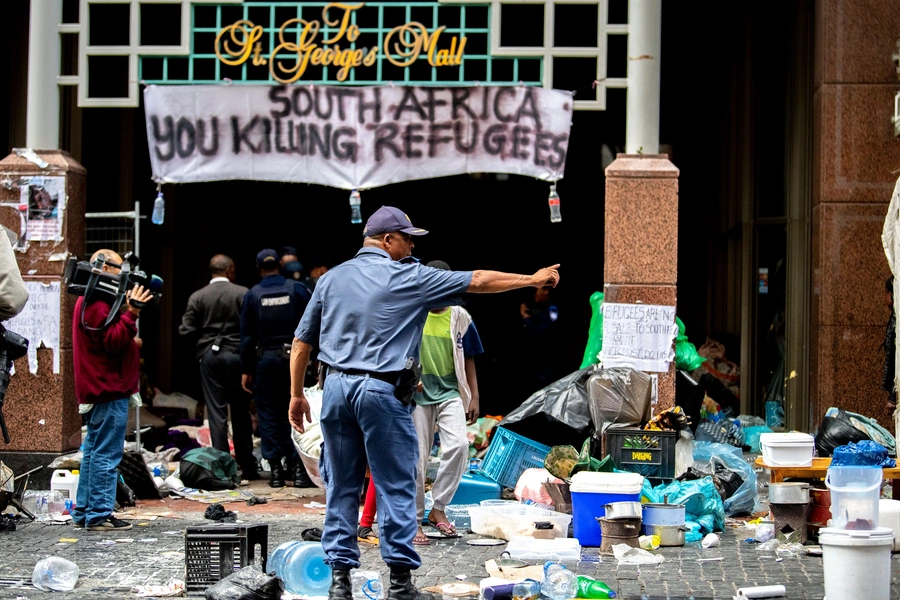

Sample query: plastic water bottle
[32,556,80,592]
[268,541,332,595]
[576,576,617,599]
[483,579,541,600]
[151,192,165,225]
[548,184,561,223]
[351,570,384,600]
[349,189,362,224]
[541,562,577,600]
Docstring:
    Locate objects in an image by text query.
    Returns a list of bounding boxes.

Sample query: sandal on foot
[357,525,379,545]
[413,531,431,546]
[429,521,457,537]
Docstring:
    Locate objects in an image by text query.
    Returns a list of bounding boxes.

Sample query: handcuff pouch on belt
[394,356,422,407]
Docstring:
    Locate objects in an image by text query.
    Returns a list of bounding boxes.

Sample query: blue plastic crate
[480,427,552,489]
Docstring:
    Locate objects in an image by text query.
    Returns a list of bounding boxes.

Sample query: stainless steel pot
[642,502,686,527]
[641,523,687,547]
[769,482,810,504]
[604,501,642,519]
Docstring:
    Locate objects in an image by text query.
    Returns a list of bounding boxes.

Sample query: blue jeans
[71,399,128,526]
[319,372,420,570]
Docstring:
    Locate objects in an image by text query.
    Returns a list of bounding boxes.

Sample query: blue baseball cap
[256,249,279,268]
[363,206,429,237]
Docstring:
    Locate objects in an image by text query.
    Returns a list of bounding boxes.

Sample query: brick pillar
[0,150,85,483]
[604,154,679,413]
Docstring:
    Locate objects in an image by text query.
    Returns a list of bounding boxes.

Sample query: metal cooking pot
[769,482,810,504]
[604,501,642,520]
[642,502,686,527]
[641,523,688,547]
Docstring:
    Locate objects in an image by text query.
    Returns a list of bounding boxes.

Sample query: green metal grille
[139,2,543,86]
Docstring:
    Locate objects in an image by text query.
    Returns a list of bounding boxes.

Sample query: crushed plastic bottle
[351,570,384,600]
[541,562,577,600]
[32,556,80,591]
[576,576,616,599]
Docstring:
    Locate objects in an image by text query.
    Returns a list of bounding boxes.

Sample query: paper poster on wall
[600,303,678,373]
[20,176,65,242]
[5,280,61,374]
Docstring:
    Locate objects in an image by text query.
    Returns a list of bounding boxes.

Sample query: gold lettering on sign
[214,2,466,83]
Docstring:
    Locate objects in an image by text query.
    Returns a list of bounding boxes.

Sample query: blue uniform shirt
[241,274,311,374]
[295,247,473,373]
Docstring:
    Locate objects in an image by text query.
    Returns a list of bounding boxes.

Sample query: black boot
[269,459,285,488]
[293,461,315,488]
[329,568,352,600]
[388,568,433,600]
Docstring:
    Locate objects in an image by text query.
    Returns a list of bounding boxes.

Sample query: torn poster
[600,303,678,373]
[20,175,65,242]
[5,280,61,374]
[143,84,574,188]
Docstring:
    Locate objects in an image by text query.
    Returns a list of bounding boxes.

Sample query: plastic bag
[742,426,773,453]
[32,556,80,592]
[586,368,652,434]
[205,566,284,600]
[831,440,896,467]
[674,317,706,371]
[514,469,563,505]
[500,368,595,437]
[579,292,605,369]
[674,431,694,478]
[824,407,896,455]
[611,544,664,565]
[692,441,757,516]
[815,409,870,456]
[641,476,724,533]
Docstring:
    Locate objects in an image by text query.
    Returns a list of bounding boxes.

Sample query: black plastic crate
[185,524,268,595]
[605,428,676,479]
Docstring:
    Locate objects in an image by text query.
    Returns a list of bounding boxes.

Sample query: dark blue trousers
[319,372,421,570]
[255,353,298,462]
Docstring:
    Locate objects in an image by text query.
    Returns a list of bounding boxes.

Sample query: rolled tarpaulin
[736,585,786,598]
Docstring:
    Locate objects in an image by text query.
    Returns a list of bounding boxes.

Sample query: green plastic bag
[674,317,705,371]
[579,292,605,369]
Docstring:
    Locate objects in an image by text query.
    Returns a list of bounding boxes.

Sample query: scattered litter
[137,522,150,527]
[168,487,257,504]
[246,496,268,506]
[303,501,326,509]
[205,565,283,600]
[639,535,660,550]
[805,546,822,556]
[58,538,78,544]
[32,557,79,592]
[755,523,774,543]
[105,563,114,567]
[466,538,505,546]
[698,557,724,562]
[131,578,186,597]
[455,575,467,581]
[702,533,720,548]
[735,584,786,598]
[204,503,237,523]
[138,538,158,543]
[38,420,45,426]
[95,541,115,546]
[433,583,479,597]
[611,544,664,565]
[162,531,181,536]
[114,539,135,544]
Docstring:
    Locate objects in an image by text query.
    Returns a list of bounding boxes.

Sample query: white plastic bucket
[825,466,882,530]
[877,499,900,551]
[50,470,79,503]
[819,527,893,600]
[759,432,814,467]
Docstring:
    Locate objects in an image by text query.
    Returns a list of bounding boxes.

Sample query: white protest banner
[600,303,678,373]
[143,85,573,189]
[6,280,61,374]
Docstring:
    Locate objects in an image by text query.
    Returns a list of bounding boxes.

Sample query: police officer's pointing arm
[467,264,560,293]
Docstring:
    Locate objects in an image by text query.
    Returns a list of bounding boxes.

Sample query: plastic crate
[605,428,676,479]
[445,504,480,531]
[185,524,268,596]
[480,427,552,489]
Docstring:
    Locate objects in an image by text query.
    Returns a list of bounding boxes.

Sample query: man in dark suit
[180,255,258,479]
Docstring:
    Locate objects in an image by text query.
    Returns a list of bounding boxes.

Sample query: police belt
[328,368,400,386]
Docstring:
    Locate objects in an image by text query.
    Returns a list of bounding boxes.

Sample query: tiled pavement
[0,510,897,599]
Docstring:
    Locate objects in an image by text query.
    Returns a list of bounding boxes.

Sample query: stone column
[0,151,85,486]
[604,154,679,413]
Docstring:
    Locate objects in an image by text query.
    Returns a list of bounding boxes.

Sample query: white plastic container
[819,527,893,600]
[759,432,814,467]
[469,504,572,540]
[50,470,79,503]
[877,499,900,551]
[505,536,581,561]
[825,466,882,530]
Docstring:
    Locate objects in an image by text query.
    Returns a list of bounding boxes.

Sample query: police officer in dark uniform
[288,207,560,600]
[240,249,313,488]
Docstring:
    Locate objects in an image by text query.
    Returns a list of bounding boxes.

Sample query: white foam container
[759,432,814,467]
[505,536,581,561]
[878,499,900,552]
[50,469,79,503]
[819,527,893,600]
[469,504,572,541]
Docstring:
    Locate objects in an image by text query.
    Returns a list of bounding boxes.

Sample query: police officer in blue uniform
[288,207,560,600]
[240,249,313,488]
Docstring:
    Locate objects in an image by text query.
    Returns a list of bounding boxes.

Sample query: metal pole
[134,199,141,450]
[625,0,662,155]
[26,0,62,149]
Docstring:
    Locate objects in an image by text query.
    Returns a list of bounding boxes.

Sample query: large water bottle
[541,562,577,600]
[268,541,332,595]
[351,570,384,600]
[32,556,79,592]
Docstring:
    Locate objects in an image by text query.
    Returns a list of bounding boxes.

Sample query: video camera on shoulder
[63,252,163,330]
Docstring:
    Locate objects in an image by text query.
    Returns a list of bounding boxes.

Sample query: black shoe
[87,517,133,531]
[329,569,352,600]
[293,462,315,488]
[388,569,434,600]
[241,465,261,480]
[269,460,285,488]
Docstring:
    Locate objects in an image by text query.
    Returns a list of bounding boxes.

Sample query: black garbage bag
[815,409,870,457]
[116,477,137,508]
[205,566,284,600]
